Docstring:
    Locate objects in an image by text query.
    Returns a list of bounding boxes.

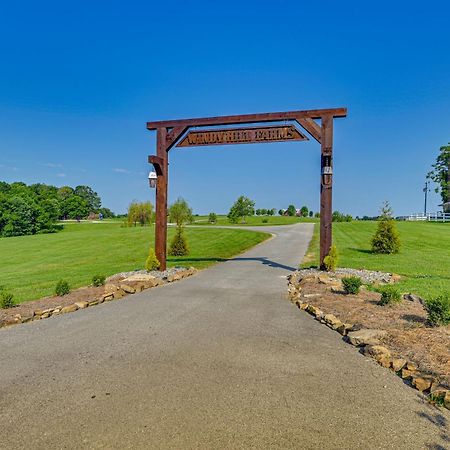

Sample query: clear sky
[1,0,449,216]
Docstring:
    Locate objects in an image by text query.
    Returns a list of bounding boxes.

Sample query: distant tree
[314,212,320,218]
[255,209,261,216]
[74,185,101,212]
[278,209,284,216]
[98,207,115,218]
[61,195,90,220]
[286,204,296,216]
[267,208,275,216]
[300,206,309,217]
[127,201,153,226]
[309,210,313,218]
[57,186,74,201]
[260,208,267,216]
[371,201,400,254]
[228,196,255,223]
[169,197,193,228]
[208,212,217,224]
[332,211,353,222]
[427,143,450,205]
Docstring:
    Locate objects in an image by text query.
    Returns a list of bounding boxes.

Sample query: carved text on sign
[177,125,307,147]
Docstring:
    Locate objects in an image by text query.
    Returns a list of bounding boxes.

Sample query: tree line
[0,181,114,237]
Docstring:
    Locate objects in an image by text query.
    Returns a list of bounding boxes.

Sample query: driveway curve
[0,223,448,449]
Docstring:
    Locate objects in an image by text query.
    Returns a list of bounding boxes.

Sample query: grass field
[0,222,269,304]
[192,215,318,226]
[303,221,450,298]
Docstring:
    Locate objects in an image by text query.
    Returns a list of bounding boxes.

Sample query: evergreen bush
[323,245,338,272]
[0,289,15,309]
[92,274,106,287]
[341,276,362,295]
[169,228,189,256]
[145,247,160,271]
[55,280,70,296]
[371,202,400,254]
[377,285,402,305]
[424,293,450,326]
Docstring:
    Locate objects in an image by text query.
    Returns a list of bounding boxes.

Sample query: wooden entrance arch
[147,108,347,270]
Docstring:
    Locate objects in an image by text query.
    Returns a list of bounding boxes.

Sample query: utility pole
[423,181,430,216]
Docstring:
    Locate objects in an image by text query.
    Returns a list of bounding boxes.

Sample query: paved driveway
[0,224,448,449]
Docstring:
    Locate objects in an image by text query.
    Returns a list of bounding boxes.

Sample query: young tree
[286,204,296,216]
[208,212,217,223]
[300,206,309,217]
[127,201,153,226]
[427,143,450,207]
[169,197,193,228]
[371,201,401,254]
[227,196,255,223]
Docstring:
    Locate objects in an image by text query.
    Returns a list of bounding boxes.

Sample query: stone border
[287,275,450,411]
[0,268,197,330]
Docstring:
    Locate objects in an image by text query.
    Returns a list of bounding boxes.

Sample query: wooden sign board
[177,125,307,147]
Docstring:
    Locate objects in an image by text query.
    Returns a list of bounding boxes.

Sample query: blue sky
[1,0,449,215]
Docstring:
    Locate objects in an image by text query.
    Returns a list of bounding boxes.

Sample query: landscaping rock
[336,323,354,336]
[60,304,78,314]
[401,368,417,380]
[444,391,450,410]
[89,300,99,306]
[122,274,158,283]
[113,289,126,299]
[403,293,424,304]
[303,293,321,299]
[3,317,21,326]
[75,301,89,309]
[120,284,135,294]
[324,314,343,330]
[102,293,114,301]
[306,305,323,319]
[104,283,119,293]
[391,358,407,372]
[347,329,387,346]
[412,376,433,392]
[364,345,392,368]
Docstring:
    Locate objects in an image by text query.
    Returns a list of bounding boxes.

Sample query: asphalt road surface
[0,224,448,449]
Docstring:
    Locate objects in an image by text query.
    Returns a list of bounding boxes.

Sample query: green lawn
[0,222,269,304]
[303,221,450,298]
[192,214,318,226]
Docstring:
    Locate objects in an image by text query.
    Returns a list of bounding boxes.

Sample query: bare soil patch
[297,279,450,387]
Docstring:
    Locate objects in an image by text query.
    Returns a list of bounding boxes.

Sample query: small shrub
[262,218,268,223]
[371,202,400,254]
[208,212,217,224]
[169,228,189,256]
[377,285,402,305]
[323,245,338,272]
[145,247,160,271]
[424,293,450,326]
[342,276,362,295]
[0,290,15,308]
[92,274,106,287]
[55,280,70,296]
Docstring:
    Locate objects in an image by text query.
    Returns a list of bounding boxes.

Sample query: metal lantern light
[148,171,157,188]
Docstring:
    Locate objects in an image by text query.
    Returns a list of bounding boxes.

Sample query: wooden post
[320,115,333,268]
[155,128,168,270]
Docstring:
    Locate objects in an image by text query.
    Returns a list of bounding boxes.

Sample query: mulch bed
[298,280,450,387]
[0,285,107,323]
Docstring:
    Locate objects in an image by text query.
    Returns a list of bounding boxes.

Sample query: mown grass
[192,214,318,226]
[302,221,450,298]
[0,222,269,304]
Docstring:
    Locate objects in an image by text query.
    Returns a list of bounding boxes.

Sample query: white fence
[405,212,450,222]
